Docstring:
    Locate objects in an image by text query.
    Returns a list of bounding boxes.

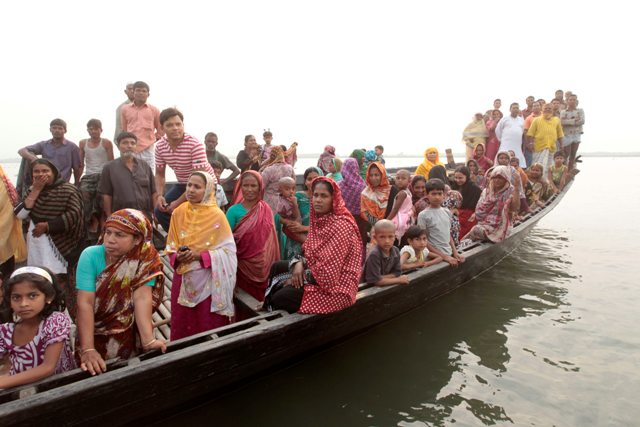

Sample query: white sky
[1,0,638,160]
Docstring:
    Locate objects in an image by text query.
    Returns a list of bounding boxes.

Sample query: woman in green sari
[279,167,323,260]
[349,149,367,180]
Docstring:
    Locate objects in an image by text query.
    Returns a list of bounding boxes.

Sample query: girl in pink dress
[0,266,75,389]
[386,170,414,243]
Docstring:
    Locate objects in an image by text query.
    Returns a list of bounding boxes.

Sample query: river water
[153,156,639,427]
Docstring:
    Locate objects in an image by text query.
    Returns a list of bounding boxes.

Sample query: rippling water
[153,157,640,426]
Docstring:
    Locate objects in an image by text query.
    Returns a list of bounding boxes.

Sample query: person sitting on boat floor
[361,162,397,227]
[363,220,408,286]
[462,166,521,244]
[0,267,75,389]
[414,147,444,178]
[387,169,413,245]
[204,132,240,186]
[264,177,363,314]
[99,132,158,222]
[79,119,114,242]
[466,159,486,189]
[276,177,305,244]
[471,143,493,177]
[399,226,443,271]
[548,151,569,194]
[417,179,465,267]
[209,160,229,211]
[450,166,482,240]
[490,151,532,218]
[154,108,216,232]
[76,209,165,376]
[525,163,552,209]
[165,172,237,341]
[326,157,343,182]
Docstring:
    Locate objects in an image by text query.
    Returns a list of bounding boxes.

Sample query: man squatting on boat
[0,85,582,386]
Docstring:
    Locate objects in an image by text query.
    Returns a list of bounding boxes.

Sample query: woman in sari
[76,209,165,376]
[280,167,323,260]
[462,113,489,160]
[284,142,298,167]
[265,177,363,314]
[485,109,503,161]
[14,159,84,279]
[360,162,396,226]
[166,172,237,340]
[472,143,493,176]
[463,166,521,243]
[261,146,296,213]
[349,149,367,180]
[226,171,280,301]
[451,166,482,239]
[414,147,444,178]
[0,165,26,279]
[317,145,336,175]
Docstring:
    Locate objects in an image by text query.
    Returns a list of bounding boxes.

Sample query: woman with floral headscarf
[414,148,444,178]
[76,208,165,376]
[260,146,295,213]
[226,171,280,301]
[360,162,397,226]
[463,165,521,243]
[264,177,363,314]
[165,172,237,340]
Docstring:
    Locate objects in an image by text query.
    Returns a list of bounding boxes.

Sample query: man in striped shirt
[154,108,215,231]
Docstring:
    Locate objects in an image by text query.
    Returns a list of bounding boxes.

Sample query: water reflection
[154,228,575,427]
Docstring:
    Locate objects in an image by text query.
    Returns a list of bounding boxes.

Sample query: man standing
[121,81,162,170]
[18,118,83,185]
[526,104,564,174]
[496,103,526,166]
[521,96,535,119]
[553,89,567,111]
[523,101,542,167]
[560,94,585,171]
[204,132,240,185]
[114,82,134,141]
[485,99,502,118]
[154,108,215,231]
[99,132,157,221]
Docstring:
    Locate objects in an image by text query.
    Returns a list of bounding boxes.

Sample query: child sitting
[548,151,569,193]
[417,179,465,266]
[386,169,413,244]
[210,160,229,210]
[364,220,409,286]
[0,267,76,389]
[525,162,552,208]
[326,158,343,182]
[400,225,443,270]
[276,177,305,243]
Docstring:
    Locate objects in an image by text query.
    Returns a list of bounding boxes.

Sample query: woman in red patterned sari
[75,209,165,375]
[264,177,363,314]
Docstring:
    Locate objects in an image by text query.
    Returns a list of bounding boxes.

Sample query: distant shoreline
[2,152,638,163]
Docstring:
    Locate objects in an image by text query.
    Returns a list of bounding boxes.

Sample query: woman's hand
[80,350,107,376]
[177,249,199,264]
[143,339,167,353]
[32,222,49,237]
[290,261,305,288]
[31,174,48,191]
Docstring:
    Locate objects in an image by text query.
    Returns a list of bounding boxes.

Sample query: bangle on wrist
[81,348,97,355]
[143,338,157,348]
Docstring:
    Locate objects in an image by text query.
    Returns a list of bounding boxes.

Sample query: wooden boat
[0,173,573,427]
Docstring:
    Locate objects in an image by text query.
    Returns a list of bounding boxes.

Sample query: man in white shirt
[496,102,526,167]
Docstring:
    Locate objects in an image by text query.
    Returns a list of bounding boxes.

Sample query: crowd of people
[0,84,581,389]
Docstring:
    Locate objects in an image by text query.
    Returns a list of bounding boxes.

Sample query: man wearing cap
[18,118,83,185]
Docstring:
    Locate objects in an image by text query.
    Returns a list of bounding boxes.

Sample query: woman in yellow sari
[414,148,445,178]
[165,171,237,340]
[0,165,26,279]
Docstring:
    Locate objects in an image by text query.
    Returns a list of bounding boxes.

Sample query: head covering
[338,158,366,216]
[472,143,493,174]
[349,149,367,179]
[365,150,377,162]
[361,162,391,224]
[299,177,363,314]
[317,145,336,174]
[26,159,85,262]
[462,115,489,145]
[260,146,286,171]
[494,150,511,166]
[92,208,164,359]
[469,165,514,243]
[415,147,444,177]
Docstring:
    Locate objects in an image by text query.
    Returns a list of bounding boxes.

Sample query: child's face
[213,168,223,182]
[394,173,410,190]
[497,153,510,166]
[10,281,50,321]
[412,180,426,198]
[530,166,542,179]
[426,189,444,207]
[510,158,519,168]
[375,229,396,252]
[375,148,383,156]
[279,183,296,198]
[368,167,382,187]
[409,235,428,253]
[554,156,564,166]
[327,162,336,173]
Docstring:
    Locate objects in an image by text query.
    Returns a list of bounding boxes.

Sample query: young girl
[466,159,486,188]
[548,151,569,193]
[0,267,75,389]
[386,170,413,243]
[400,226,443,270]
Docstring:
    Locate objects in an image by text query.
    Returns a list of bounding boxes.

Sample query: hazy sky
[1,1,638,160]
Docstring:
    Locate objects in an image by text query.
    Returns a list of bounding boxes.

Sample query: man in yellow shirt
[526,104,564,174]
